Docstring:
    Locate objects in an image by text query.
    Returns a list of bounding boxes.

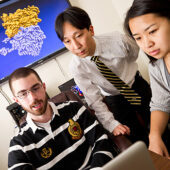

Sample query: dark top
[8,101,117,170]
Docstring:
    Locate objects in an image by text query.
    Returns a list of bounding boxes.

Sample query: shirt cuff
[105,119,120,133]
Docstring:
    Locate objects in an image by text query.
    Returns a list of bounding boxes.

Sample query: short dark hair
[9,67,42,94]
[55,6,92,41]
[124,0,170,63]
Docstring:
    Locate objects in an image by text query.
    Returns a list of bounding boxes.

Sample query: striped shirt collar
[26,102,59,133]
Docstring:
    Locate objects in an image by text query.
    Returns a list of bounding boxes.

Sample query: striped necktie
[91,56,141,105]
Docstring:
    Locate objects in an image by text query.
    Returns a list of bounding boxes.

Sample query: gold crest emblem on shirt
[68,119,83,140]
[40,147,52,158]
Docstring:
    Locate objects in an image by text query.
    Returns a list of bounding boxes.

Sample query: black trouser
[132,71,152,127]
[104,72,151,145]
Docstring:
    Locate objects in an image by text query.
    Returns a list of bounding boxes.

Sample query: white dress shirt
[70,31,139,132]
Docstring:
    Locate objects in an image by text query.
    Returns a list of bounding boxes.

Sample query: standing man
[8,67,118,169]
[55,6,151,143]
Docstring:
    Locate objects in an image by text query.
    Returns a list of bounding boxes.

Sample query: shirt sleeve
[72,70,120,133]
[73,102,118,169]
[120,33,139,62]
[8,140,35,170]
[149,63,170,113]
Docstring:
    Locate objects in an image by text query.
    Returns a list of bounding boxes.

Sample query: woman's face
[129,13,170,60]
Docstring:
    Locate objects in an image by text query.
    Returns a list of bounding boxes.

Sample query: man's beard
[23,95,48,116]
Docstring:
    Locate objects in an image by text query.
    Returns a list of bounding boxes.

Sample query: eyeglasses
[16,84,43,99]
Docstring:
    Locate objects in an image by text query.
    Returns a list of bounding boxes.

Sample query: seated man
[8,67,118,169]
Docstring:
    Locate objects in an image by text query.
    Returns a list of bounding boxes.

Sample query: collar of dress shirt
[26,102,59,133]
[93,36,101,57]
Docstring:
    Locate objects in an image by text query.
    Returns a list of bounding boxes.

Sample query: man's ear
[13,96,20,105]
[89,25,94,36]
[42,82,46,91]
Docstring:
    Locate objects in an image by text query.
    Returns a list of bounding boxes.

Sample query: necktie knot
[91,56,98,62]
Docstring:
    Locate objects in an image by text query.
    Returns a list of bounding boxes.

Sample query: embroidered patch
[40,147,52,158]
[68,119,83,140]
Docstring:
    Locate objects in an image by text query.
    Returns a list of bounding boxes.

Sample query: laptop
[103,141,156,170]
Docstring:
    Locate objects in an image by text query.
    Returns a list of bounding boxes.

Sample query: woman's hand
[149,134,169,158]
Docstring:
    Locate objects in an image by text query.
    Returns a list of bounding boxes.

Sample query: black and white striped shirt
[8,101,117,170]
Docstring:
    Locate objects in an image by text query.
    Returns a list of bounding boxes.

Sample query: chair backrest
[6,102,27,127]
[49,90,82,104]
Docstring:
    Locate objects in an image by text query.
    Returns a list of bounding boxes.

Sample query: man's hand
[113,124,130,136]
[149,135,170,158]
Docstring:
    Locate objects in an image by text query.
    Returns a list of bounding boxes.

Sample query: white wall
[112,0,133,20]
[0,0,150,169]
[71,0,122,34]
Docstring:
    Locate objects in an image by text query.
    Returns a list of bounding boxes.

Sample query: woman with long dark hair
[124,0,170,158]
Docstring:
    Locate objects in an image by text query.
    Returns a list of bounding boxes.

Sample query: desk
[149,151,170,170]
